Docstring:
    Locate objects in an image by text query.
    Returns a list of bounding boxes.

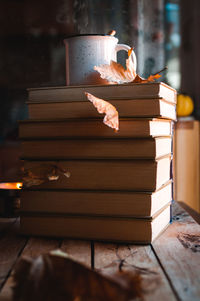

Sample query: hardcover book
[27,98,176,121]
[19,118,173,139]
[20,203,171,244]
[20,137,172,160]
[27,82,177,104]
[23,156,171,191]
[20,181,172,217]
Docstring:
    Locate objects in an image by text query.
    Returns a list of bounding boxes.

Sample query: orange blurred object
[0,182,22,189]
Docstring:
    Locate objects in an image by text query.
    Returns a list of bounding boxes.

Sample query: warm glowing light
[16,183,22,189]
[0,182,22,190]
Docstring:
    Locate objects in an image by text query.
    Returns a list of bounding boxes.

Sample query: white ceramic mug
[64,34,137,86]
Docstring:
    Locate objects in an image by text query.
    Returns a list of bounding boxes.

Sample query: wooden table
[0,202,200,301]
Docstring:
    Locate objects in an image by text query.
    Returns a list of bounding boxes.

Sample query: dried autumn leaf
[138,67,167,83]
[12,250,142,301]
[64,171,71,178]
[126,47,137,80]
[47,166,59,181]
[130,74,145,83]
[94,48,137,84]
[85,92,119,131]
[22,176,45,188]
[94,42,166,84]
[107,30,116,36]
[23,164,70,188]
[47,175,59,181]
[132,71,163,84]
[22,170,45,187]
[147,73,162,82]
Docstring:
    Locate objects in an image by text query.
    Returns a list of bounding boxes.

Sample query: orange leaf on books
[85,92,119,131]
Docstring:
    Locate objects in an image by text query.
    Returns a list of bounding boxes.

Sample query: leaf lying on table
[85,92,119,131]
[12,250,142,301]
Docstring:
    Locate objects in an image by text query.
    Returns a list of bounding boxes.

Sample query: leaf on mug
[107,30,116,36]
[94,46,166,84]
[85,92,119,131]
[147,73,162,82]
[126,47,137,81]
[132,67,167,83]
[94,48,137,84]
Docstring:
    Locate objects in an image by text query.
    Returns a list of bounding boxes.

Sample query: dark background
[0,0,198,181]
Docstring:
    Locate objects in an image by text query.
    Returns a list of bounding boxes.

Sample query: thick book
[27,98,176,120]
[19,118,173,139]
[23,156,171,191]
[27,82,177,104]
[20,204,171,243]
[20,181,172,217]
[20,137,172,160]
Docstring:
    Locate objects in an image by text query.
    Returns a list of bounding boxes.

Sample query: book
[27,82,177,104]
[20,181,172,217]
[19,118,173,139]
[20,137,172,160]
[23,156,171,191]
[26,98,176,121]
[20,204,171,243]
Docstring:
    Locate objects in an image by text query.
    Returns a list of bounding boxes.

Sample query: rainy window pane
[165,1,181,91]
[0,0,180,150]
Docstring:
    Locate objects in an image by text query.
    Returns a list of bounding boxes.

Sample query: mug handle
[115,44,137,71]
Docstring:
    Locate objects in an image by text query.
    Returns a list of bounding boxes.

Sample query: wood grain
[60,239,91,267]
[1,202,200,301]
[0,218,16,236]
[0,219,26,289]
[0,219,26,301]
[22,237,60,258]
[0,233,61,301]
[152,202,200,301]
[94,242,177,301]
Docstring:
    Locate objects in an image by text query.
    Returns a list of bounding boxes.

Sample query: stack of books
[19,82,176,243]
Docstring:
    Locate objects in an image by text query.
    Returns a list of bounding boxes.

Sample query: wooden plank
[60,239,91,267]
[0,235,61,301]
[0,218,16,235]
[152,202,200,301]
[0,219,26,290]
[0,277,14,301]
[178,201,200,224]
[22,236,61,258]
[94,242,177,301]
[0,238,91,301]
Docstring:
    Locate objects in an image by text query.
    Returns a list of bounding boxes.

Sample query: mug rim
[64,34,118,40]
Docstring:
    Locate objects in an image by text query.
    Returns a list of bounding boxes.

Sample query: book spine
[27,98,176,120]
[23,158,170,191]
[28,83,176,104]
[19,119,172,139]
[20,215,152,243]
[20,138,159,160]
